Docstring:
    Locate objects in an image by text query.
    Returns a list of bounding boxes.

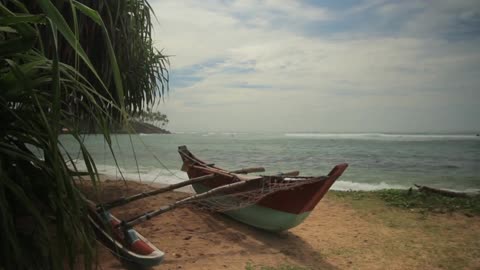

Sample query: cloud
[151,0,480,133]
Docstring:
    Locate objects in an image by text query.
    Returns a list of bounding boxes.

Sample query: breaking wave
[70,160,480,194]
[71,160,188,184]
[72,160,414,192]
[331,181,407,191]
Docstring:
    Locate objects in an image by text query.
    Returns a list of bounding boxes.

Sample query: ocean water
[60,133,480,192]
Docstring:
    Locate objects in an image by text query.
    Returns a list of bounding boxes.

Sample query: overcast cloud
[150,0,480,133]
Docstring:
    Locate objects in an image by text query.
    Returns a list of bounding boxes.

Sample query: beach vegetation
[329,190,480,269]
[332,189,480,216]
[377,189,480,215]
[0,0,166,269]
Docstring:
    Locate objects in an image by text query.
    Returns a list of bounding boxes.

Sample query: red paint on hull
[179,147,348,215]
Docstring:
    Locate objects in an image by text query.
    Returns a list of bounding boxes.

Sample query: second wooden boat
[178,146,348,231]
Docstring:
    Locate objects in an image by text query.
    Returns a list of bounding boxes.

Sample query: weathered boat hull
[179,146,348,231]
[193,183,311,231]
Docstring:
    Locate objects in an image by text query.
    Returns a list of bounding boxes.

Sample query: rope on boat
[117,174,329,229]
[189,175,328,213]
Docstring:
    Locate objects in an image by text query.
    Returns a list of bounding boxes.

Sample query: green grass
[332,189,480,216]
[245,262,310,270]
[328,190,480,269]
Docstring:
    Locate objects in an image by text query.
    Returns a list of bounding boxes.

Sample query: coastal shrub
[0,0,167,269]
[377,189,480,215]
[332,189,480,216]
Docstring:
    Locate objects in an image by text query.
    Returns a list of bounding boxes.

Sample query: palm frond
[0,1,169,269]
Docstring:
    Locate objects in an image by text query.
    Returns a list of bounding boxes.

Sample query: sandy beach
[80,178,480,270]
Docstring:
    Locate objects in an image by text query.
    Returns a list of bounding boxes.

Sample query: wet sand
[79,178,480,270]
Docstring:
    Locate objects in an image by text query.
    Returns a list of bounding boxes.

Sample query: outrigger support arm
[230,167,265,174]
[118,176,262,229]
[276,171,300,177]
[99,174,216,210]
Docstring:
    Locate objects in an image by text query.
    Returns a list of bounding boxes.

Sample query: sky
[149,0,480,133]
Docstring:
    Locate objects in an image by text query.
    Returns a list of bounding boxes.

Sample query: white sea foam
[461,188,480,194]
[77,161,198,193]
[71,159,478,193]
[285,133,478,141]
[71,160,189,184]
[74,160,406,191]
[332,180,407,191]
[331,181,480,193]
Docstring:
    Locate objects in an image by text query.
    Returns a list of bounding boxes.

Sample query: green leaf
[0,26,17,33]
[0,14,46,25]
[36,0,113,102]
[72,1,125,111]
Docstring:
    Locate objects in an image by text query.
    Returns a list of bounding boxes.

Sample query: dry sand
[80,178,480,270]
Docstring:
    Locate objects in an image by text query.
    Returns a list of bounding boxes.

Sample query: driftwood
[414,184,470,198]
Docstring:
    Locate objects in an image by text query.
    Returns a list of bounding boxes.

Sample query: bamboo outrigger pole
[230,167,265,174]
[99,174,216,210]
[277,171,300,177]
[117,176,263,229]
[99,166,267,210]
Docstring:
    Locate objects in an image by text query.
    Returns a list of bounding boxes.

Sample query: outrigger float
[86,173,270,267]
[86,199,165,267]
[87,145,348,267]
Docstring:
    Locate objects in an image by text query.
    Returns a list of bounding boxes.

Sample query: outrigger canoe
[85,199,164,267]
[178,146,348,231]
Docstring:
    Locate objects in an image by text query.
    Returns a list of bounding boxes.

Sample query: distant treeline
[73,111,170,134]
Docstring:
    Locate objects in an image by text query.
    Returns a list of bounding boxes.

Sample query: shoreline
[94,172,480,194]
[79,177,480,270]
